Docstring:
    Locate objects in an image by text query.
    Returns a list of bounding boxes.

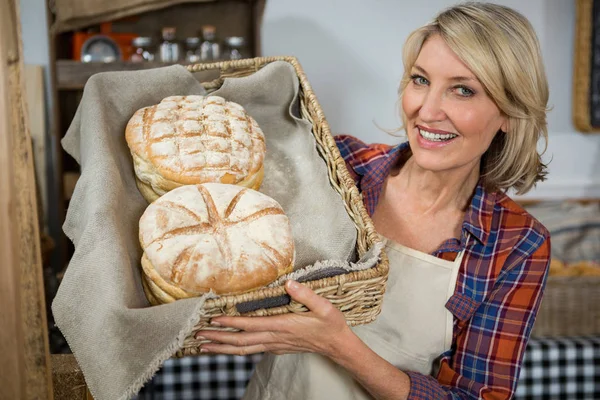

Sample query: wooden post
[0,0,53,399]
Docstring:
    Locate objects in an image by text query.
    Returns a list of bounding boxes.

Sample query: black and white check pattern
[515,336,600,400]
[136,337,600,400]
[136,354,263,400]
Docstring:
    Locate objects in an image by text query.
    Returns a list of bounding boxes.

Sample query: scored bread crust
[139,183,295,300]
[125,95,266,202]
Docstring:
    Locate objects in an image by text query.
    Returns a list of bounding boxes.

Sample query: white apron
[243,238,465,400]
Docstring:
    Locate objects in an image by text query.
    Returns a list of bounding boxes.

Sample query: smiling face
[401,34,508,176]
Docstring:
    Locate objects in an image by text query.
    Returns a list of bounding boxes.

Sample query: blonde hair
[400,2,549,194]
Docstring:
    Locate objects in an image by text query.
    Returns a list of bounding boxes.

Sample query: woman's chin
[411,156,452,173]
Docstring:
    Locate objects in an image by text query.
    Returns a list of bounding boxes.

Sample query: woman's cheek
[402,88,421,117]
[447,105,477,136]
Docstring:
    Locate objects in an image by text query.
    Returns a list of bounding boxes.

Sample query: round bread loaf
[139,183,295,303]
[126,95,266,203]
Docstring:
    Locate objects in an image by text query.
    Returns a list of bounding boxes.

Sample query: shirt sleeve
[334,134,392,189]
[405,235,551,400]
[334,134,365,186]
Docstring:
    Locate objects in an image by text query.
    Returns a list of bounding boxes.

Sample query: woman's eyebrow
[412,65,428,75]
[412,64,476,82]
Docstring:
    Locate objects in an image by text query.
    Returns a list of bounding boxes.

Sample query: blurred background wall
[19,0,600,201]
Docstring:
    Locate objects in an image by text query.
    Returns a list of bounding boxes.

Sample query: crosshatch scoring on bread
[125,95,266,203]
[138,183,296,304]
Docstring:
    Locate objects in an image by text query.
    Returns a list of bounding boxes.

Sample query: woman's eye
[411,75,429,86]
[455,86,475,97]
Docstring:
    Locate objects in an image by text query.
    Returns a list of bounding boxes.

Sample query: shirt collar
[360,141,495,246]
[462,184,496,245]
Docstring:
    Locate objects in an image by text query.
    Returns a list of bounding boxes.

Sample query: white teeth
[418,129,457,142]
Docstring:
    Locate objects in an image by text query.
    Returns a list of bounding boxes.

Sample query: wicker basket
[171,56,389,357]
[531,276,600,337]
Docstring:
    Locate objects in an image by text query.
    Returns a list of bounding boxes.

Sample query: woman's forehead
[414,35,478,82]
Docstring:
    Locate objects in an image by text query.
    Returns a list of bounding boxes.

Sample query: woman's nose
[418,91,446,122]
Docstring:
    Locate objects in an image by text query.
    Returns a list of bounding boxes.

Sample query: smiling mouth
[417,126,458,142]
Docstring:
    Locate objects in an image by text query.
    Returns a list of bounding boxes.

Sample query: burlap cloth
[52,61,381,400]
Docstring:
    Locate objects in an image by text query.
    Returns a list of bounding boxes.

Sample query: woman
[195,3,551,399]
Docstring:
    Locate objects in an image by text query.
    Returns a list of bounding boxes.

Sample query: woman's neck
[391,156,480,215]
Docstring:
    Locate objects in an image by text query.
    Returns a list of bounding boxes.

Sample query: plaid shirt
[335,135,551,400]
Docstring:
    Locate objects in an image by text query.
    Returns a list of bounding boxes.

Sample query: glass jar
[159,27,180,62]
[200,25,220,61]
[224,36,246,60]
[184,37,201,63]
[130,37,155,62]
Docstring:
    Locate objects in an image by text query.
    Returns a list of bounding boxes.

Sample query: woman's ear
[500,118,509,134]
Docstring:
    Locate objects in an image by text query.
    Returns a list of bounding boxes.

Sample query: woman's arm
[197,280,412,400]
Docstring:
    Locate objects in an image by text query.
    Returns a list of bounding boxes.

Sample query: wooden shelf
[56,60,206,90]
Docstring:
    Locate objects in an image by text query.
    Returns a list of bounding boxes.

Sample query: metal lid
[162,27,176,40]
[202,25,216,34]
[132,37,153,47]
[225,36,245,47]
[202,25,216,40]
[185,37,201,46]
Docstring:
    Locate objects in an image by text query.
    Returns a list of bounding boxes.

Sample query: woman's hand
[195,280,353,358]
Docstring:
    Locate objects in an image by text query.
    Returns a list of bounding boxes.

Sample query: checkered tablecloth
[135,337,600,400]
[136,354,263,400]
[515,336,600,400]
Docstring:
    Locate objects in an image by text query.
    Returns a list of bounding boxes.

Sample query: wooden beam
[56,60,222,90]
[24,64,48,229]
[0,0,53,399]
[0,0,26,397]
[25,63,56,262]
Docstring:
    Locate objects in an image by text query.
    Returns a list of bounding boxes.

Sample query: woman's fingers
[193,282,349,357]
[285,280,335,317]
[200,342,268,356]
[196,280,344,357]
[199,339,304,356]
[196,330,277,347]
[208,314,290,332]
